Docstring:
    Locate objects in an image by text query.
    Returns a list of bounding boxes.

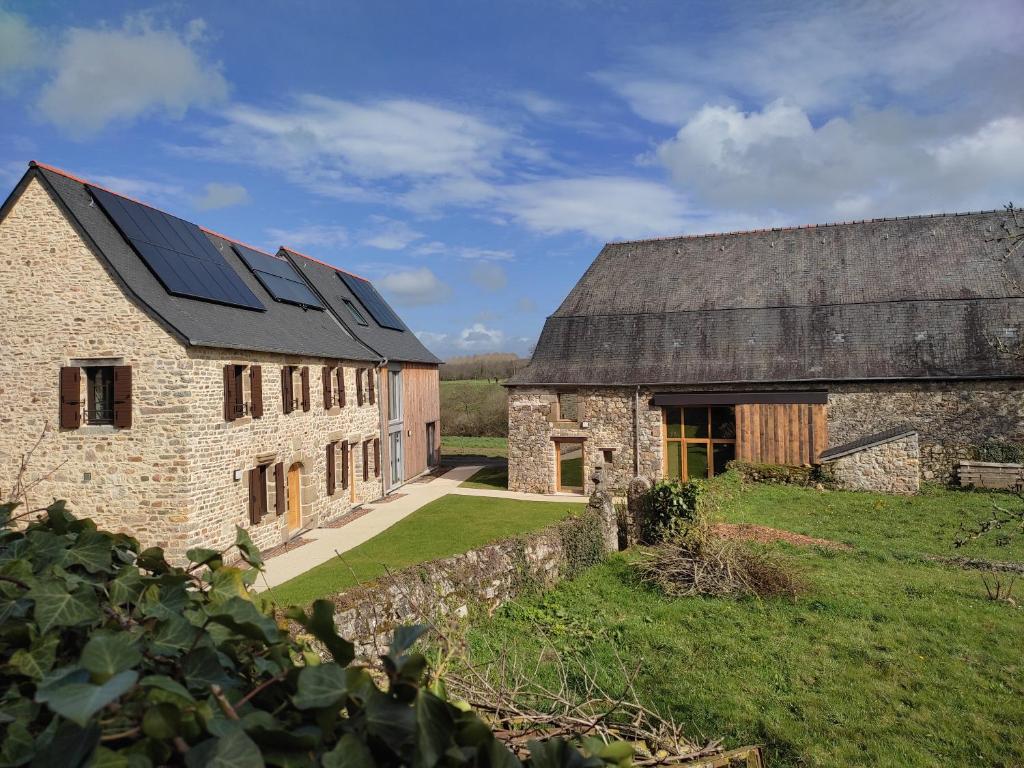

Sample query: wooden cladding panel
[401,364,441,478]
[735,403,827,466]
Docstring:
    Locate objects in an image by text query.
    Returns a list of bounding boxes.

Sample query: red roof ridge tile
[279,246,367,281]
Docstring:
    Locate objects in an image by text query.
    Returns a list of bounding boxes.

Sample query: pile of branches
[635,536,802,600]
[443,650,727,766]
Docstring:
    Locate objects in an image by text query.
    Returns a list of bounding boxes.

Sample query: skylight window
[342,298,369,326]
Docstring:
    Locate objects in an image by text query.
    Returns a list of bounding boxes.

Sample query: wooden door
[555,440,585,494]
[287,463,302,531]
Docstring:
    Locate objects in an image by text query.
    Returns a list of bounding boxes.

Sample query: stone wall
[508,379,1023,492]
[0,176,385,561]
[329,497,616,658]
[825,433,921,494]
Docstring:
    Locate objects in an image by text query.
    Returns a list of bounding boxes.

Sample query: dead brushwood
[635,536,802,600]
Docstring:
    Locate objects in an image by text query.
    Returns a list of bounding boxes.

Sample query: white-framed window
[388,368,402,422]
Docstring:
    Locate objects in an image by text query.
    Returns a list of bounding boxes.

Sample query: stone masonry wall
[0,177,385,561]
[508,380,1023,492]
[827,434,921,494]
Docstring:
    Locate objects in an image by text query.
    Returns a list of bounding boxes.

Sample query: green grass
[268,493,583,606]
[461,465,509,490]
[468,481,1024,767]
[559,457,583,489]
[442,435,508,458]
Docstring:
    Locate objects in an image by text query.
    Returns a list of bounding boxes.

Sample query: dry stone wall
[825,433,921,494]
[0,177,385,561]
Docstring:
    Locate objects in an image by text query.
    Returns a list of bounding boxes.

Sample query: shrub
[441,381,509,437]
[639,480,704,544]
[728,460,836,488]
[0,501,630,767]
[974,441,1024,464]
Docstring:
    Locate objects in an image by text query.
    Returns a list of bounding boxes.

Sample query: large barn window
[663,406,736,480]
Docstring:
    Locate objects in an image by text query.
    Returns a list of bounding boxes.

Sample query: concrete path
[256,465,586,589]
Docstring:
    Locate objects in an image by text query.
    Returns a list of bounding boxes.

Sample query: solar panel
[88,186,265,311]
[338,272,405,331]
[233,244,324,310]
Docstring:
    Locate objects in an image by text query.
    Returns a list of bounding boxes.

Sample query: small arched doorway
[287,462,303,531]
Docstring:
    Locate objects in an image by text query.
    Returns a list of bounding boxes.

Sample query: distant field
[442,435,508,458]
[441,379,507,437]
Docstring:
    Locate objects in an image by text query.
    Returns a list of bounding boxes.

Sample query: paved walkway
[256,465,586,589]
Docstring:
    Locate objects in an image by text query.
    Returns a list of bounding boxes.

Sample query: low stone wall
[329,494,617,657]
[823,432,920,494]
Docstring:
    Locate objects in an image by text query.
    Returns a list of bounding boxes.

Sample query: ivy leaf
[293,663,347,710]
[142,702,182,739]
[234,527,264,570]
[286,600,354,666]
[0,720,34,765]
[140,675,195,702]
[365,687,416,753]
[108,568,144,606]
[27,581,100,634]
[81,633,142,682]
[208,598,279,644]
[36,669,138,726]
[186,547,223,569]
[185,728,264,768]
[150,614,201,657]
[8,633,58,679]
[136,547,170,574]
[208,568,250,604]
[62,529,113,573]
[323,733,376,768]
[388,625,428,658]
[29,719,100,768]
[416,691,455,768]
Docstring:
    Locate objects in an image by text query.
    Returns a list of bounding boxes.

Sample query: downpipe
[633,385,640,476]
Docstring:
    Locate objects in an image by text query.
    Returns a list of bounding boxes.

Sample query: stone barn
[506,209,1024,494]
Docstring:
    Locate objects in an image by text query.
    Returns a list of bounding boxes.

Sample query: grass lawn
[468,480,1024,767]
[268,493,583,606]
[442,435,508,458]
[461,464,509,490]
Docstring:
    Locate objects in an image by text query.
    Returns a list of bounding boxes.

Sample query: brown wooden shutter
[223,365,236,422]
[250,366,263,418]
[301,366,310,412]
[362,440,370,481]
[59,366,82,429]
[326,442,336,495]
[373,437,381,478]
[368,370,375,405]
[341,441,349,489]
[356,369,364,406]
[322,366,332,409]
[112,365,132,428]
[281,367,292,414]
[275,462,285,516]
[248,467,262,524]
[337,367,346,407]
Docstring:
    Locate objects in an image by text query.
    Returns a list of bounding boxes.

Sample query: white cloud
[508,90,564,117]
[360,217,424,250]
[91,174,185,206]
[0,9,43,78]
[194,182,249,210]
[38,16,227,137]
[455,323,505,351]
[377,267,452,306]
[266,224,349,251]
[470,262,507,293]
[516,297,537,313]
[456,247,514,261]
[415,331,449,346]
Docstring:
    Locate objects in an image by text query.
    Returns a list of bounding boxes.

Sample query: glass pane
[686,443,709,479]
[711,406,736,439]
[683,407,708,438]
[559,442,584,490]
[666,441,682,480]
[665,407,682,438]
[713,443,736,476]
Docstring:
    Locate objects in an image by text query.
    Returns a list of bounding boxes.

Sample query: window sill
[228,416,253,427]
[77,424,119,435]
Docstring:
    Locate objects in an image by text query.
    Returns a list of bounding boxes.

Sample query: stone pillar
[587,488,618,554]
[625,476,652,547]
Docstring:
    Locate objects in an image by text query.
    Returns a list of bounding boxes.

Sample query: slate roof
[819,426,917,462]
[22,163,379,361]
[283,248,441,365]
[509,210,1024,386]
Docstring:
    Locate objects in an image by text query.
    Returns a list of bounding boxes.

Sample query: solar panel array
[233,244,324,310]
[88,186,265,311]
[339,272,405,331]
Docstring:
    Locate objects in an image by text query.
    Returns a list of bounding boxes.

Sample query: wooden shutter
[275,462,285,516]
[362,440,370,481]
[341,441,349,489]
[326,442,336,495]
[373,437,381,478]
[59,366,82,429]
[281,367,293,414]
[301,366,311,412]
[248,467,263,524]
[337,367,346,407]
[356,369,364,406]
[223,365,236,422]
[368,370,375,405]
[322,366,332,409]
[250,366,263,418]
[112,365,132,428]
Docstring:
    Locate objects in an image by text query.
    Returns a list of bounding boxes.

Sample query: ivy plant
[0,501,632,768]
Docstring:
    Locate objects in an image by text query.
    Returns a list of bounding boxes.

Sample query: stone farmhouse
[507,209,1024,495]
[0,162,440,560]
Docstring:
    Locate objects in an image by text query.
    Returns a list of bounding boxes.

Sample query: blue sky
[2,1,1022,360]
